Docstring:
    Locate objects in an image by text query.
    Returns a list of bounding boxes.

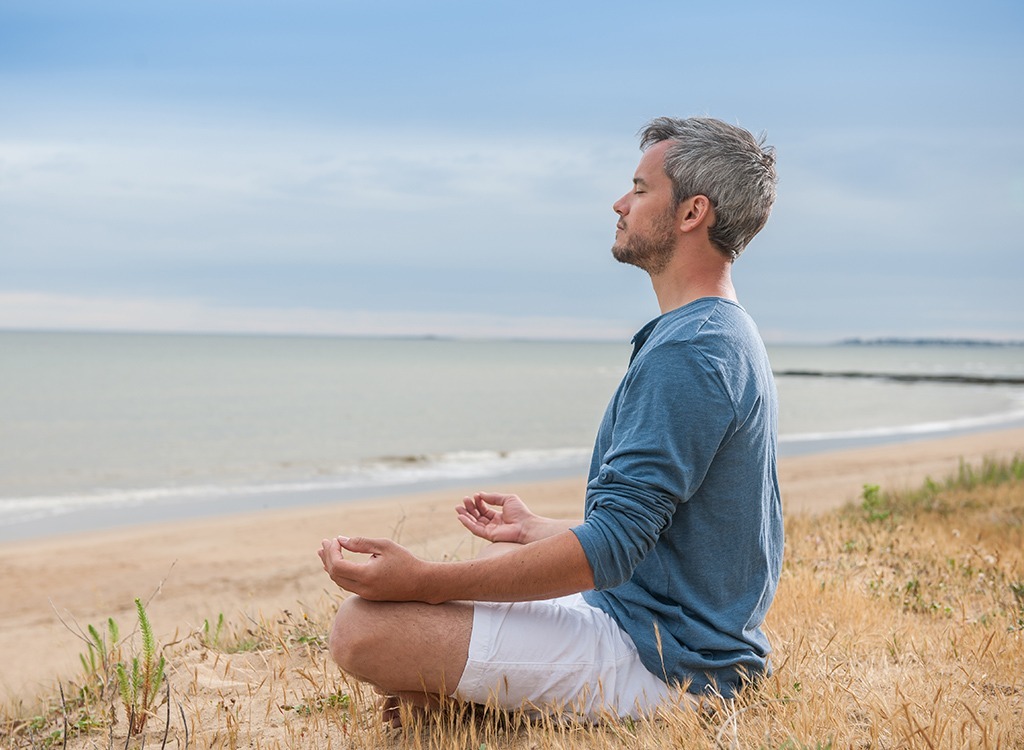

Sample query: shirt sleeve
[571,341,736,590]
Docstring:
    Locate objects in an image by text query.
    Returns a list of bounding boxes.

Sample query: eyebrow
[633,177,649,187]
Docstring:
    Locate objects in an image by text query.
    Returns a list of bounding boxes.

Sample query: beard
[611,207,677,275]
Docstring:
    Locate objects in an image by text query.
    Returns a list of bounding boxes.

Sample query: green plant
[861,483,890,522]
[202,612,225,649]
[955,455,1024,488]
[284,689,351,717]
[78,617,120,699]
[114,598,166,735]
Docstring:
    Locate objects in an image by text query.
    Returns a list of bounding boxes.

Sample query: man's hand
[318,536,430,602]
[456,492,581,545]
[455,492,538,544]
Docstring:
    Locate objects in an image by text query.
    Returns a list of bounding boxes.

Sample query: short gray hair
[639,117,777,260]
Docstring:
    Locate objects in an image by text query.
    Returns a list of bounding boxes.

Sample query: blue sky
[1,0,1022,342]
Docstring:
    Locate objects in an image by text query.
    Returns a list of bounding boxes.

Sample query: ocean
[2,330,1023,540]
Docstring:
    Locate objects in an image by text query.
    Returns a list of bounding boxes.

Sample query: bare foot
[378,693,402,728]
[376,691,429,728]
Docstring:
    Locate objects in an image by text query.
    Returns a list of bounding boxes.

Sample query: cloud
[0,124,629,270]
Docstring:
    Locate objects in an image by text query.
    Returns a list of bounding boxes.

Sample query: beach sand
[1,427,1022,705]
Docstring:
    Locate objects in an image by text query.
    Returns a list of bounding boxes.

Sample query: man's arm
[318,528,594,604]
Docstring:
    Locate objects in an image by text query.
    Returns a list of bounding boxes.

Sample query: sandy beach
[2,426,1023,706]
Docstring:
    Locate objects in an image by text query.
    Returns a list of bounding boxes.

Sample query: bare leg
[329,596,473,700]
[328,543,523,723]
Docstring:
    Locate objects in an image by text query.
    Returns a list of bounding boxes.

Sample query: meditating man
[318,115,783,719]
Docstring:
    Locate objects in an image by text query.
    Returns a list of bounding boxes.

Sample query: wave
[779,405,1024,444]
[0,447,592,528]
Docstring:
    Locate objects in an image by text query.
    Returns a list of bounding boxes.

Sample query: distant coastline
[4,329,1024,348]
[839,337,1024,347]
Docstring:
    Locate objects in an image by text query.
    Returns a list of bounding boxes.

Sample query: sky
[1,0,1022,343]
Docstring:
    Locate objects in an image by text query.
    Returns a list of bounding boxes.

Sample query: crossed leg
[329,596,474,704]
[327,543,519,722]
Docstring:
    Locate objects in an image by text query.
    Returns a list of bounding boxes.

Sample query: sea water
[2,331,1023,539]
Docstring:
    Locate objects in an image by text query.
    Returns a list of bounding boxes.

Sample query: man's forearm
[420,529,594,604]
[521,516,583,544]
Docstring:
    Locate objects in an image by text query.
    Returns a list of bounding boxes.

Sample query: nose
[613,193,628,216]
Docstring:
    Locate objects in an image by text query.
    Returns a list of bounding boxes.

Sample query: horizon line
[4,326,1023,348]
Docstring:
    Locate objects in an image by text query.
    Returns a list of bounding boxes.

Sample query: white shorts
[453,593,692,719]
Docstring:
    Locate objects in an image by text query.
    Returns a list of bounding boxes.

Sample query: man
[318,116,783,719]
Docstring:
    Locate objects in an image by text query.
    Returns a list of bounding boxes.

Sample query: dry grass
[3,457,1022,749]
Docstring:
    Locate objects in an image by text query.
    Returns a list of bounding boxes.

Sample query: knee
[328,596,379,678]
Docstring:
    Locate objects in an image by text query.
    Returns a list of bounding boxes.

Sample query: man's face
[611,141,679,275]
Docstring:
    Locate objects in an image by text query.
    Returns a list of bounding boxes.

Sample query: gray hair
[639,117,777,260]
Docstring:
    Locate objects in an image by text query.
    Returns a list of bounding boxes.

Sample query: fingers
[473,495,494,516]
[458,496,494,522]
[318,536,374,579]
[455,511,486,538]
[455,498,496,536]
[337,535,387,555]
[318,537,366,592]
[319,534,392,564]
[473,492,511,507]
[320,537,347,564]
[318,538,339,562]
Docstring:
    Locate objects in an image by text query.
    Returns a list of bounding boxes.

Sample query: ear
[677,195,714,234]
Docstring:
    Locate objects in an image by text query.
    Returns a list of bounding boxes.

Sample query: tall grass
[2,455,1022,749]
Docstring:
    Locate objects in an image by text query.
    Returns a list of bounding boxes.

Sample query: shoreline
[2,426,1022,704]
[6,413,1024,544]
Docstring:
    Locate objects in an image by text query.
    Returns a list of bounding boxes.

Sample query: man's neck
[651,259,737,315]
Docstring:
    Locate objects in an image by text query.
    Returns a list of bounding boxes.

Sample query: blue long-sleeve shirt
[572,298,784,698]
